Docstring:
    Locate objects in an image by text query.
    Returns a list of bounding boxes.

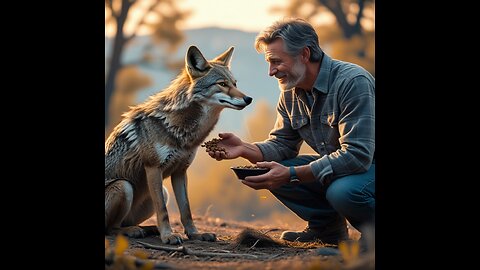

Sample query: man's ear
[186,45,212,79]
[302,47,310,63]
[212,46,234,67]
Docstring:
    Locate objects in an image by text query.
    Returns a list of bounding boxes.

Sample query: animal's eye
[218,82,228,87]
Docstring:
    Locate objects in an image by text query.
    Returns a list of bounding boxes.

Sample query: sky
[105,0,292,37]
[177,0,290,32]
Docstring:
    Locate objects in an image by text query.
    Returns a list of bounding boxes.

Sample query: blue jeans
[271,155,375,232]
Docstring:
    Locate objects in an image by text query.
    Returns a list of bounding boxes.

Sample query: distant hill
[105,27,280,135]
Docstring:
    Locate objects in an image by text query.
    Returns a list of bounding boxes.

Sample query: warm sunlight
[177,0,290,32]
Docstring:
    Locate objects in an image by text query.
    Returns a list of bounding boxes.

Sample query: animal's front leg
[171,170,216,242]
[145,166,183,244]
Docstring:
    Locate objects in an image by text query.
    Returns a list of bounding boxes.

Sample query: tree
[315,0,373,39]
[105,0,189,128]
[278,0,374,39]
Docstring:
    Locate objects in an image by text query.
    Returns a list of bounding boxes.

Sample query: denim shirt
[254,53,375,185]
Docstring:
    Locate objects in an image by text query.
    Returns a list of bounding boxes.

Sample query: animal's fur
[105,46,252,244]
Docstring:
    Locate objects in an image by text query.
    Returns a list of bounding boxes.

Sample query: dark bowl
[230,166,270,180]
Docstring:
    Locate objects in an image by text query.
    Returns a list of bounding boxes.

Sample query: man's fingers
[212,150,229,160]
[208,149,229,160]
[244,175,265,183]
[218,132,231,139]
[256,161,272,168]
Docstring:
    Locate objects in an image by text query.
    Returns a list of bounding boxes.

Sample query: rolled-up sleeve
[254,95,303,161]
[310,75,375,185]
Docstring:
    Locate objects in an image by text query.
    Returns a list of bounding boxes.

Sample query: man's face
[265,39,306,90]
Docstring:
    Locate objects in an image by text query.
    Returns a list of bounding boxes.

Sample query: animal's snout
[243,96,253,105]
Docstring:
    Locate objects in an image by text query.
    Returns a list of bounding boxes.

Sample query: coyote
[105,46,252,244]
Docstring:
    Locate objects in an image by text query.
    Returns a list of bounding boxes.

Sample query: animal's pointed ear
[213,46,234,67]
[186,45,211,79]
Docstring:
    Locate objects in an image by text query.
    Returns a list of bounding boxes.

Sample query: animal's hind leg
[122,197,157,237]
[105,180,134,234]
[105,180,154,238]
[121,186,170,237]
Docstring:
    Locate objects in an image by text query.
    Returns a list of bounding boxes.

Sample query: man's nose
[269,67,278,77]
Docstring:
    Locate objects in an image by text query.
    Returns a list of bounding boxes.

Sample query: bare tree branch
[126,0,162,43]
[105,0,118,19]
[320,0,348,33]
[354,0,365,32]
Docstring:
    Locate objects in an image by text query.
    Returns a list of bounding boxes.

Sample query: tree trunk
[105,33,125,127]
[105,0,131,128]
[318,0,364,39]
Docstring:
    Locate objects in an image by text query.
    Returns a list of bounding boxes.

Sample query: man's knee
[325,180,355,213]
[325,177,375,225]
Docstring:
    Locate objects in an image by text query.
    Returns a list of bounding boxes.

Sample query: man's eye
[219,82,227,87]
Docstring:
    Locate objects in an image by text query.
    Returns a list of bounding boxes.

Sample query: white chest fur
[154,142,195,174]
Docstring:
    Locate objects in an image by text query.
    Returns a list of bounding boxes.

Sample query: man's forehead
[265,39,287,58]
[265,39,283,51]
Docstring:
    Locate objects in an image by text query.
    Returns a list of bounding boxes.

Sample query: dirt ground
[105,215,374,270]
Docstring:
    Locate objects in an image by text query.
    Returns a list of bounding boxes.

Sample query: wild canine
[105,46,252,244]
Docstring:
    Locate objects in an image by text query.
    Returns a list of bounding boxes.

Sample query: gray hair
[254,18,323,62]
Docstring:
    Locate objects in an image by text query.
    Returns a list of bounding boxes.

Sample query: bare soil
[105,216,374,270]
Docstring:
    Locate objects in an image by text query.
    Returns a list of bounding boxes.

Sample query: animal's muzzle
[243,96,253,105]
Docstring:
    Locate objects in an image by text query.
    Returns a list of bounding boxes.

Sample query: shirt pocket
[320,112,338,127]
[291,115,309,130]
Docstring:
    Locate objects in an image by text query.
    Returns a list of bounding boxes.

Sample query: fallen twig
[268,253,283,260]
[137,241,260,259]
[262,228,280,234]
[248,239,261,250]
[211,249,231,253]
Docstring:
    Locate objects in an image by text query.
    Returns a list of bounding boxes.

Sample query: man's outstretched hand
[207,133,243,161]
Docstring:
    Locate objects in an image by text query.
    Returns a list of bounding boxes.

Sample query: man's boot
[280,224,348,245]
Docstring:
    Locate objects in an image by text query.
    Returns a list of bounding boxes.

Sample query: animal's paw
[188,232,217,242]
[161,233,184,245]
[117,226,146,238]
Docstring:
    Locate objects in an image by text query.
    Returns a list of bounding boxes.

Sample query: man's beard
[278,57,306,91]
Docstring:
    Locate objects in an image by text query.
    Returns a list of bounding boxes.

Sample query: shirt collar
[312,52,331,94]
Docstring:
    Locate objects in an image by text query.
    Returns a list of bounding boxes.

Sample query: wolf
[105,45,252,244]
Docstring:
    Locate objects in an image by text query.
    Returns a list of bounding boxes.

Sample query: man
[208,18,375,247]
